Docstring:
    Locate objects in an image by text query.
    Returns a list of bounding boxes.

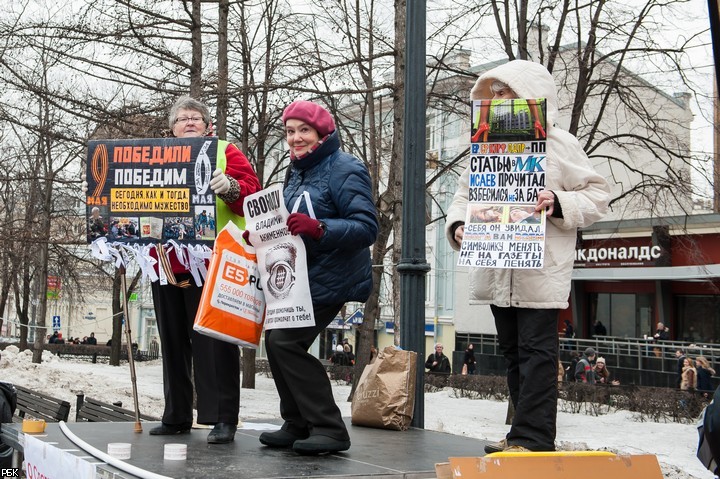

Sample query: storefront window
[589,293,654,338]
[677,295,720,344]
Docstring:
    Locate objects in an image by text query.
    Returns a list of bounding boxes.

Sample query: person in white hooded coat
[445,60,610,452]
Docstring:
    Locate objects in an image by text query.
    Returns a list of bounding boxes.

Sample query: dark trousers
[265,302,348,440]
[492,305,558,451]
[151,274,240,426]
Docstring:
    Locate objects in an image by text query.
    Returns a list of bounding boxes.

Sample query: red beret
[282,100,336,137]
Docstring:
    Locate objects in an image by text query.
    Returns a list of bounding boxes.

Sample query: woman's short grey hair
[168,95,211,129]
[490,80,512,94]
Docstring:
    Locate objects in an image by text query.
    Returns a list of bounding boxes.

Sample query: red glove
[287,213,324,240]
[242,230,252,246]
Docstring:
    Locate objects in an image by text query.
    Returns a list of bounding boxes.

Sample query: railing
[561,336,720,373]
[460,332,720,364]
[457,332,720,386]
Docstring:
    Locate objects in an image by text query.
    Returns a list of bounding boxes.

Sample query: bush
[424,372,450,392]
[448,374,507,400]
[444,373,710,423]
[328,365,353,385]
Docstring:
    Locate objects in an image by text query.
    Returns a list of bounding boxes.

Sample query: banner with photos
[85,137,219,285]
[85,137,219,246]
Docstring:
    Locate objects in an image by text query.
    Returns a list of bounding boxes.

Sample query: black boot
[292,435,351,455]
[259,429,309,448]
[148,422,191,435]
[207,423,237,444]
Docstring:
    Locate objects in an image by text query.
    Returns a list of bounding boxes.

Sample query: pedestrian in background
[425,343,452,374]
[696,356,715,394]
[575,347,597,384]
[463,343,477,375]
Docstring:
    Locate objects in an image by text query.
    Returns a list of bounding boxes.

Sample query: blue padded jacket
[284,131,378,305]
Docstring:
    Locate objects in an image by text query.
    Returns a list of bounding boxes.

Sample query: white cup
[164,443,187,461]
[107,443,131,460]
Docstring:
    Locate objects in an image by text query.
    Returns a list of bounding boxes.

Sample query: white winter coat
[444,60,610,309]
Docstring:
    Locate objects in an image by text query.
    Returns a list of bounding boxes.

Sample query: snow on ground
[0,346,714,479]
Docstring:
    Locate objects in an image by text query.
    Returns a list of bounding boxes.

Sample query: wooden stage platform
[1,418,490,478]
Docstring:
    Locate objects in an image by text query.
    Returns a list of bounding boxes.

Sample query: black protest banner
[85,137,218,245]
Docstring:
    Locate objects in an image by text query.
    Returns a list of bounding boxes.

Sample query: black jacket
[425,352,451,373]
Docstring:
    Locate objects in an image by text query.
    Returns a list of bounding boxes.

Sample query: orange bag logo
[222,263,250,286]
[221,262,263,291]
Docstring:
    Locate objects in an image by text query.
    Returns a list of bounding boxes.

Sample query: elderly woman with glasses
[148,95,261,444]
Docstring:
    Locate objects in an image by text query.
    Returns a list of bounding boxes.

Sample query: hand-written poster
[85,137,218,245]
[458,98,548,269]
[243,184,315,329]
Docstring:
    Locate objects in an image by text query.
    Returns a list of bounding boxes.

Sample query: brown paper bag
[351,346,417,430]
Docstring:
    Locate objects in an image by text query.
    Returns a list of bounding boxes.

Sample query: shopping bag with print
[351,346,417,430]
[194,221,265,348]
[243,184,315,330]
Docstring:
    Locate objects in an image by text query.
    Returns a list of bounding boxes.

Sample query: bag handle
[290,190,317,219]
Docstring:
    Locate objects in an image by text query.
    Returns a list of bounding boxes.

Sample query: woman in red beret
[258,100,378,455]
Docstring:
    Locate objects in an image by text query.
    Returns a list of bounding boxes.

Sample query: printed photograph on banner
[468,204,503,224]
[471,98,547,143]
[460,98,547,270]
[139,216,163,240]
[194,205,216,240]
[509,205,543,225]
[86,205,109,242]
[164,216,195,241]
[107,216,139,242]
[85,136,218,245]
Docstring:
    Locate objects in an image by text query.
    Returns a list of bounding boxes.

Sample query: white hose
[58,421,173,479]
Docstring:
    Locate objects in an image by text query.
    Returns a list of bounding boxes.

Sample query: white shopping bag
[243,184,315,329]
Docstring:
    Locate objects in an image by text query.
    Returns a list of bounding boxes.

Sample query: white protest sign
[459,98,547,269]
[24,434,96,479]
[243,184,315,329]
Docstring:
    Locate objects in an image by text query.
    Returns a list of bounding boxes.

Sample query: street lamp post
[399,0,429,429]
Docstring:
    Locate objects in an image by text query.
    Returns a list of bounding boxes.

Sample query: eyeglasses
[175,116,204,125]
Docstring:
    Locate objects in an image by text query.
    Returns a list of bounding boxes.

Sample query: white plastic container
[107,442,132,460]
[164,443,187,461]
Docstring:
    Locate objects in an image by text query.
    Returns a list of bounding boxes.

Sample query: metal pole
[399,0,429,429]
[119,265,143,433]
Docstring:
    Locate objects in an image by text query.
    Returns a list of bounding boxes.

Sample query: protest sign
[85,137,218,245]
[243,184,315,329]
[459,98,547,269]
[24,435,96,479]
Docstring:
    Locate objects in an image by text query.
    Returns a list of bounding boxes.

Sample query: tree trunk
[241,348,256,389]
[110,270,123,365]
[189,0,203,98]
[216,0,229,138]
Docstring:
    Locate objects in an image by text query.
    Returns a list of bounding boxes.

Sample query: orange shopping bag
[194,222,265,348]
